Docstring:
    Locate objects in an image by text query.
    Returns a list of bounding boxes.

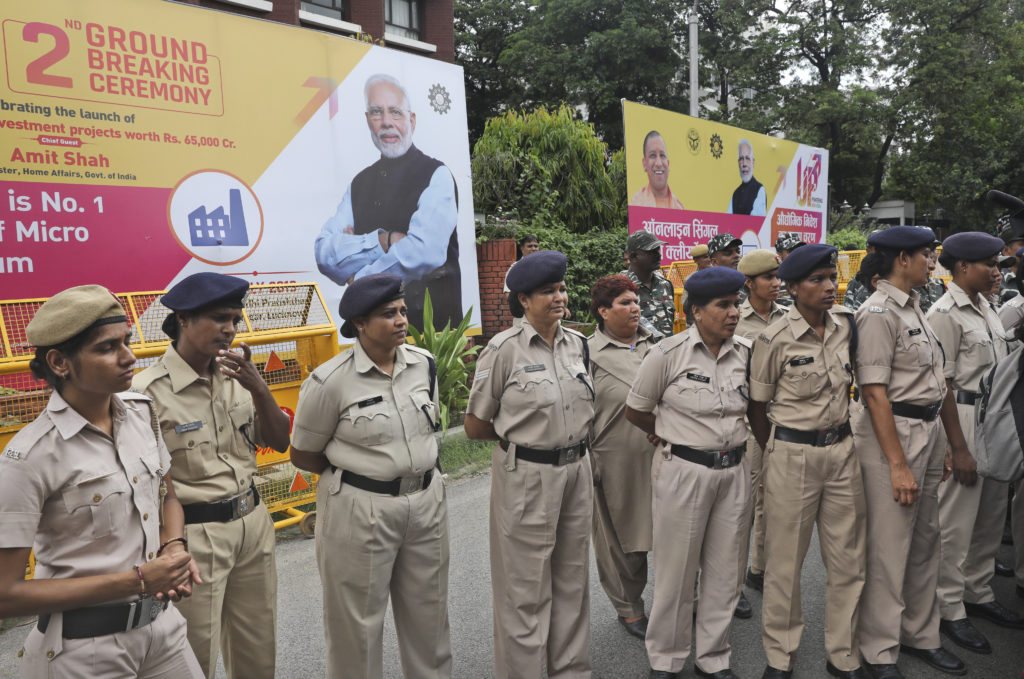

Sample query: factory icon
[188,189,249,247]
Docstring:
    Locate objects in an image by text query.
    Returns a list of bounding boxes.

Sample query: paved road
[3,472,1023,677]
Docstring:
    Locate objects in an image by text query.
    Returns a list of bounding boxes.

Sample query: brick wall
[350,0,385,39]
[476,239,517,344]
[421,0,455,63]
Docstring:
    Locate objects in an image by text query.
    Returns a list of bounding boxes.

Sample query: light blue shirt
[314,165,458,284]
[727,185,767,217]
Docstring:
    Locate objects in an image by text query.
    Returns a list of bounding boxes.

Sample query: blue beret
[940,232,1004,262]
[339,273,405,338]
[162,272,249,311]
[1017,246,1024,258]
[778,243,838,281]
[683,266,746,299]
[505,250,568,294]
[867,225,936,250]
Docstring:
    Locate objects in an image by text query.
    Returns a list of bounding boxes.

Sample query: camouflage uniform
[914,278,947,314]
[842,277,872,311]
[621,268,675,338]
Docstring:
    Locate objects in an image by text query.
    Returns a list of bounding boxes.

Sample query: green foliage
[826,226,868,251]
[438,433,494,478]
[406,291,481,434]
[472,106,624,234]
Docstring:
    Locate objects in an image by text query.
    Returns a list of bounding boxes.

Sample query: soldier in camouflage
[774,233,805,306]
[621,230,676,340]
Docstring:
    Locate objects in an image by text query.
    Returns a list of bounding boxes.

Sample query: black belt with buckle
[774,421,852,447]
[38,598,168,639]
[955,391,980,406]
[182,482,260,524]
[670,444,744,469]
[332,466,434,496]
[501,438,589,466]
[890,400,943,422]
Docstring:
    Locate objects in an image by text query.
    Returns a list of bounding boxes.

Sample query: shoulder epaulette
[831,304,854,316]
[759,317,789,343]
[130,361,169,392]
[120,390,153,402]
[404,344,435,360]
[310,347,354,384]
[2,416,56,462]
[733,335,753,350]
[868,306,886,313]
[656,331,690,354]
[486,326,524,351]
[563,326,585,340]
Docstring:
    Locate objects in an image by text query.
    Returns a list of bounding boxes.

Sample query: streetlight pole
[689,5,698,117]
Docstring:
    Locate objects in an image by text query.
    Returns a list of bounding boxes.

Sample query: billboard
[623,100,829,263]
[0,0,479,334]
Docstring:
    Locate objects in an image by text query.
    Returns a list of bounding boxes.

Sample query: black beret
[866,225,936,250]
[940,232,1004,263]
[683,266,746,298]
[505,250,568,294]
[339,273,405,338]
[162,273,249,311]
[778,243,838,281]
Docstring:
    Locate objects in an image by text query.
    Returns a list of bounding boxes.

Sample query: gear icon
[428,84,451,115]
[710,133,723,159]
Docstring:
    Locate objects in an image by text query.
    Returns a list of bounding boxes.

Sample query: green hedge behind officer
[134,273,290,679]
[0,285,204,679]
[748,244,866,679]
[465,250,596,679]
[852,226,968,678]
[626,266,752,679]
[290,273,452,679]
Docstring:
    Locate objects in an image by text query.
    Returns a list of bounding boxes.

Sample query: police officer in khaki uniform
[0,285,204,679]
[748,244,866,679]
[736,249,787,598]
[465,250,595,679]
[290,273,451,679]
[587,275,656,639]
[852,226,968,679]
[134,273,290,679]
[927,233,1024,655]
[625,266,751,679]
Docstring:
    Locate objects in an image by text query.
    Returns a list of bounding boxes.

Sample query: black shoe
[826,661,866,678]
[939,617,991,654]
[861,662,903,679]
[618,615,648,639]
[995,557,1014,577]
[964,600,1024,628]
[898,645,966,676]
[695,667,739,679]
[650,671,678,679]
[746,568,765,592]
[734,592,752,619]
[760,667,791,678]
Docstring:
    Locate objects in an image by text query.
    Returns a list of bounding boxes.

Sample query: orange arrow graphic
[294,76,340,126]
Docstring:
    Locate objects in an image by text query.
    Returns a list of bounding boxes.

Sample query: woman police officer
[290,273,452,679]
[852,226,968,678]
[626,266,752,679]
[587,275,657,639]
[926,232,1023,654]
[0,285,204,678]
[747,244,866,679]
[465,250,596,679]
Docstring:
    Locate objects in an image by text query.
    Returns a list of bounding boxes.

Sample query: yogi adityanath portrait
[629,131,685,210]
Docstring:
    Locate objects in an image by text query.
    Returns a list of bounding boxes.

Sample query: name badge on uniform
[524,364,547,373]
[357,396,384,408]
[908,328,922,336]
[686,373,711,383]
[789,357,814,367]
[174,421,203,434]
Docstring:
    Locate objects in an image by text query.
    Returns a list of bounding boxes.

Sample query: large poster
[624,100,829,263]
[0,0,479,334]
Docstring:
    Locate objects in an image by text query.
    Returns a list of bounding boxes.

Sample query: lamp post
[689,5,698,117]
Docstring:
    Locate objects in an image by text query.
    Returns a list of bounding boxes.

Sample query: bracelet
[157,536,188,556]
[133,564,146,595]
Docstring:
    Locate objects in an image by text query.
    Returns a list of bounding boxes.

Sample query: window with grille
[385,0,420,40]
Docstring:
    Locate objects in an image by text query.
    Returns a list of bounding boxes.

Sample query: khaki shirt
[133,345,264,505]
[589,326,655,553]
[749,305,854,430]
[626,326,750,451]
[466,320,595,450]
[735,298,786,342]
[998,294,1024,334]
[291,342,439,481]
[0,392,168,591]
[926,281,1008,393]
[854,279,946,404]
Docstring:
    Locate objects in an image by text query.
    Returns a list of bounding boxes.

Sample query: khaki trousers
[854,409,944,665]
[490,448,594,679]
[20,605,204,679]
[761,435,865,671]
[176,505,277,679]
[937,404,1007,620]
[646,453,749,675]
[316,468,451,679]
[1015,479,1024,586]
[742,434,767,579]
[592,481,648,619]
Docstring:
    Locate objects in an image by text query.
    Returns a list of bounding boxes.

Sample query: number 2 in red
[23,22,72,89]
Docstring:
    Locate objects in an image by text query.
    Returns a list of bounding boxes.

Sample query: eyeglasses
[367,106,408,121]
